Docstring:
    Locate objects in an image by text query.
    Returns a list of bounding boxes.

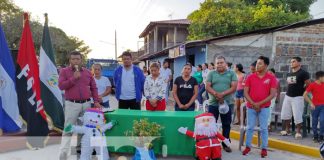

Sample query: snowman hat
[86,108,104,114]
[85,108,105,119]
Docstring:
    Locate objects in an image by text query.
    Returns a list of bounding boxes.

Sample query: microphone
[74,65,79,72]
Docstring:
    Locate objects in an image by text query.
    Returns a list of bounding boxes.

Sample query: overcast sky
[13,0,324,59]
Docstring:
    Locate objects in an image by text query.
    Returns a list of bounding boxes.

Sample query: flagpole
[23,12,29,28]
[115,30,117,60]
[0,11,2,136]
[0,26,2,135]
[44,13,48,25]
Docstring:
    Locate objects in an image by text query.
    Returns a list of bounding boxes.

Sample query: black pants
[208,104,233,148]
[118,99,141,110]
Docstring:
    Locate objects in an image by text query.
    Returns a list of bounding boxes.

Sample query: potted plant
[125,118,163,160]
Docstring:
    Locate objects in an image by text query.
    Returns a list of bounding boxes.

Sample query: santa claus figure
[178,113,230,160]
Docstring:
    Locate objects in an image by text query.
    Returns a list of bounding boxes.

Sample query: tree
[244,0,317,13]
[187,0,312,40]
[0,0,21,17]
[1,0,91,65]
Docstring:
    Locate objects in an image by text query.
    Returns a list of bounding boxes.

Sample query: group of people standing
[58,49,323,159]
[116,52,277,157]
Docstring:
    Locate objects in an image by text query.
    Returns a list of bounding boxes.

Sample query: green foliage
[126,118,163,137]
[0,0,91,65]
[187,0,313,40]
[244,0,317,13]
[125,118,163,148]
[0,0,22,16]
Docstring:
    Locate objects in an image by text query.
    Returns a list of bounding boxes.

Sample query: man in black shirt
[280,57,311,139]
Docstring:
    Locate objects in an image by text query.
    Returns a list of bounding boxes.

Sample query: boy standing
[303,71,324,143]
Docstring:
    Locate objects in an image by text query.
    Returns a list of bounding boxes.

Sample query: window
[307,47,313,56]
[317,48,323,56]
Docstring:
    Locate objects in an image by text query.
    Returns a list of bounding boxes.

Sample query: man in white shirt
[92,64,112,108]
[160,60,172,103]
[114,51,145,110]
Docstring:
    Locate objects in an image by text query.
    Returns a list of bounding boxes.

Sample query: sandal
[295,133,302,139]
[280,130,291,136]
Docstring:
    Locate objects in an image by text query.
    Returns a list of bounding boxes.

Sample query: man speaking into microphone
[58,51,100,159]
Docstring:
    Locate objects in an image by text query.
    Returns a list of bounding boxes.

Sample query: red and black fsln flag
[16,13,49,148]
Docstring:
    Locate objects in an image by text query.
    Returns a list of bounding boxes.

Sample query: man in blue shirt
[114,51,145,110]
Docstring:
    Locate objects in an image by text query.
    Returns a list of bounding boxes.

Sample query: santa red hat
[195,113,214,120]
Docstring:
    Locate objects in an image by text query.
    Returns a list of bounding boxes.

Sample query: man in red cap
[178,113,231,160]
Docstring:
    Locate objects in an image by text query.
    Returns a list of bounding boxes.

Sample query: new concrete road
[0,140,315,160]
[0,95,317,160]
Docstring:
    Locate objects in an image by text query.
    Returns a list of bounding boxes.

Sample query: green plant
[125,118,163,148]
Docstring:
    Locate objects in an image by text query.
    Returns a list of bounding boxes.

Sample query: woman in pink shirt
[234,63,245,125]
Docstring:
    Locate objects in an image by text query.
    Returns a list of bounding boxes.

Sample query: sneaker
[223,146,232,153]
[242,147,251,155]
[313,135,319,143]
[261,149,267,158]
[295,133,302,139]
[280,130,291,136]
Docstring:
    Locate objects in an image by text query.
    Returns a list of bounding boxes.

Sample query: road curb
[230,130,320,158]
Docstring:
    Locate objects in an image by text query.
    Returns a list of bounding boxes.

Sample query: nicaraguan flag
[0,20,22,134]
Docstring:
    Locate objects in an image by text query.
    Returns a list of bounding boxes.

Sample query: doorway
[188,54,195,66]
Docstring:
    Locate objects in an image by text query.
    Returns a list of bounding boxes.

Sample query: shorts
[281,95,304,124]
[235,89,244,99]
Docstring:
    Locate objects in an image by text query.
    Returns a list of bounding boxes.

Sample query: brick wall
[206,23,324,91]
[207,33,272,73]
[207,44,272,72]
[273,23,324,90]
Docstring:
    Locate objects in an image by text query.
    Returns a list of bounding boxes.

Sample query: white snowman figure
[64,108,117,160]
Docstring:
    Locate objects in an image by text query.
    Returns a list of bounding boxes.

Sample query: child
[144,62,167,111]
[303,71,324,143]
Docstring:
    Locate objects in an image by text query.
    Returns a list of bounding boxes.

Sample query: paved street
[0,139,316,160]
[0,95,318,160]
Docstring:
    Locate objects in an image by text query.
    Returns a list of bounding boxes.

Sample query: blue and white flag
[0,21,22,133]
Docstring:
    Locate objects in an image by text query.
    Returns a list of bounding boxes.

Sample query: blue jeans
[208,103,233,147]
[197,84,209,105]
[165,84,170,103]
[312,105,324,136]
[246,107,270,149]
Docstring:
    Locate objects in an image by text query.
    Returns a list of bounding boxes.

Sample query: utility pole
[115,30,117,60]
[168,12,174,20]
